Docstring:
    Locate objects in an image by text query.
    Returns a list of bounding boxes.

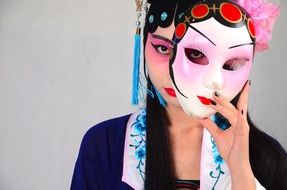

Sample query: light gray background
[0,0,286,189]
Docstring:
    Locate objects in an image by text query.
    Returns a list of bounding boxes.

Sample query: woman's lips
[197,96,212,105]
[164,88,176,97]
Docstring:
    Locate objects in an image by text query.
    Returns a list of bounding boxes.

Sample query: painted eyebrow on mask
[151,34,175,46]
[188,25,216,46]
[228,42,254,49]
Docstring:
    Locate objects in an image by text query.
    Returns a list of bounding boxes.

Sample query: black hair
[143,1,287,190]
[145,80,176,190]
[145,0,197,34]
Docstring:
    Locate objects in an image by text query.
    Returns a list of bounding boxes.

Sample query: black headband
[146,0,201,33]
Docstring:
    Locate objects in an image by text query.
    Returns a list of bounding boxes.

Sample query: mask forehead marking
[188,24,216,46]
[189,18,253,49]
[229,42,253,49]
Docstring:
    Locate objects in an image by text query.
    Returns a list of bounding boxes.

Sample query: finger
[237,80,250,118]
[234,109,249,146]
[213,91,238,113]
[240,109,250,132]
[211,91,237,126]
[235,110,244,130]
[199,118,222,139]
[210,103,237,126]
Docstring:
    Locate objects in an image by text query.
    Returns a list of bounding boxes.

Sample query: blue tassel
[154,87,167,107]
[132,33,141,105]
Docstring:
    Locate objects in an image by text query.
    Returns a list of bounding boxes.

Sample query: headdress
[132,0,143,105]
[132,0,168,107]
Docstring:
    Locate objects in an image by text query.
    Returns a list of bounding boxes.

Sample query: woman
[71,0,287,189]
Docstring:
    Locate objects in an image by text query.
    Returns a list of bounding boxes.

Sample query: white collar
[121,109,265,190]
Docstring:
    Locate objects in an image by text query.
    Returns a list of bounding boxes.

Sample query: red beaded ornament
[174,2,257,42]
[191,4,209,19]
[220,2,242,23]
[175,23,187,39]
[248,19,256,38]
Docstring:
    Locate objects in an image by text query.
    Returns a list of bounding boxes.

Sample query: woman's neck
[165,103,203,180]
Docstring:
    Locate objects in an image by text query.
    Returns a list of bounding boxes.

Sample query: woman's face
[145,24,182,108]
[171,18,254,118]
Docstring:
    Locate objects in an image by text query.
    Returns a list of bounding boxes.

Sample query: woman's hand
[199,80,256,190]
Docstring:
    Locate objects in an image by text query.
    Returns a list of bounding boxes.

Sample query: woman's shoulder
[81,113,132,149]
[86,113,131,137]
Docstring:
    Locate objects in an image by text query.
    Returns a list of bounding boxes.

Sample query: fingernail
[214,91,220,97]
[244,80,249,87]
[241,109,244,115]
[211,100,216,106]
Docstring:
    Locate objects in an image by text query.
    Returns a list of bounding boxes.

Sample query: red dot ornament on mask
[191,4,209,19]
[220,2,242,23]
[174,1,256,42]
[248,19,256,38]
[175,23,187,39]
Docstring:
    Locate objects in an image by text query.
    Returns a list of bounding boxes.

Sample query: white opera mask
[169,1,256,118]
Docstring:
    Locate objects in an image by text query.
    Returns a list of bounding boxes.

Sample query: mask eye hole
[223,58,249,71]
[185,48,208,65]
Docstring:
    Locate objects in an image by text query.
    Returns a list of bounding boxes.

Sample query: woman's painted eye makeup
[149,34,173,56]
[223,57,250,71]
[151,42,171,56]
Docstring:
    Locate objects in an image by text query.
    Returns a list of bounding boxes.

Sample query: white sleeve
[255,177,266,190]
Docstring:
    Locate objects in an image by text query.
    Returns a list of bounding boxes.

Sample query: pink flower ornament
[234,0,280,52]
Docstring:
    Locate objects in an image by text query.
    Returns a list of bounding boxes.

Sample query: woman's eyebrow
[151,34,174,45]
[228,42,254,49]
